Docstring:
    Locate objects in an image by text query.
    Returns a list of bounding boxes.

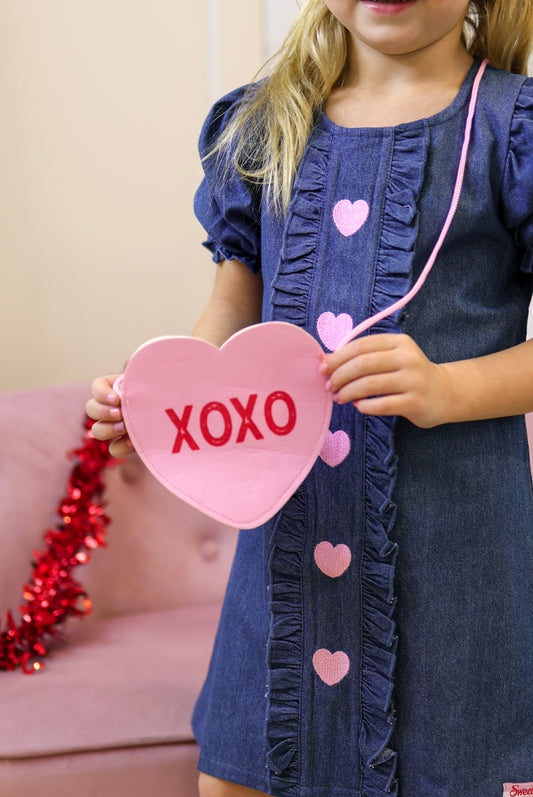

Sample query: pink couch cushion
[0,743,201,797]
[0,384,93,614]
[0,605,220,759]
[0,383,237,620]
[84,456,238,619]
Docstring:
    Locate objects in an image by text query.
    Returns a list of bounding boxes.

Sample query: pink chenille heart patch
[319,430,350,467]
[316,312,354,352]
[332,199,369,237]
[117,323,332,529]
[312,649,350,685]
[314,542,352,578]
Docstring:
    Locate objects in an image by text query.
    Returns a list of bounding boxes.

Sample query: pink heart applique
[319,430,350,467]
[314,542,352,578]
[316,312,354,352]
[118,322,332,530]
[333,199,369,237]
[312,649,350,686]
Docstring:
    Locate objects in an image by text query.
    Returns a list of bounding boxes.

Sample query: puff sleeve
[194,86,262,273]
[502,77,533,273]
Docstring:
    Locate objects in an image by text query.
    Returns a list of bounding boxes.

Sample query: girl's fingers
[320,334,400,374]
[334,371,405,404]
[353,394,406,417]
[90,419,126,441]
[90,374,122,405]
[86,374,123,422]
[86,397,123,423]
[87,373,134,457]
[91,420,134,458]
[327,350,402,394]
[109,435,134,458]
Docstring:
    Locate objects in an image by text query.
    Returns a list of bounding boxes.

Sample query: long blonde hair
[212,0,533,215]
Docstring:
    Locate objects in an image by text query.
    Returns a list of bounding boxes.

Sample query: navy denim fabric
[192,60,533,796]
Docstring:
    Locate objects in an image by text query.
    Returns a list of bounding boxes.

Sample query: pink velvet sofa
[2,384,533,797]
[0,383,237,797]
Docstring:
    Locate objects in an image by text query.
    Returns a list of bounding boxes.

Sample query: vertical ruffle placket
[267,119,427,795]
[270,125,333,326]
[359,125,428,797]
[265,489,306,796]
[266,124,332,795]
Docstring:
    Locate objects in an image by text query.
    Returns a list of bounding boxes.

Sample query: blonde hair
[212,0,533,215]
[465,0,533,75]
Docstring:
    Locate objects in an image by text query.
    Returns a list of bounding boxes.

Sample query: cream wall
[1,0,289,390]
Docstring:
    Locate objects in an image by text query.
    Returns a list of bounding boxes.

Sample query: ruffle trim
[271,124,333,324]
[202,236,261,273]
[265,488,306,795]
[519,251,533,274]
[505,77,533,274]
[360,127,427,797]
[266,125,330,792]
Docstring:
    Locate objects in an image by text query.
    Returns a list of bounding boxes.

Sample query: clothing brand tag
[503,784,533,796]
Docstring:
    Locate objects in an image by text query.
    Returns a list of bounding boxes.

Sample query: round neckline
[319,57,482,135]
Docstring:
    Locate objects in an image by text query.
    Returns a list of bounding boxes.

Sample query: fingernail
[110,407,121,419]
[113,422,125,434]
[107,393,118,406]
[318,352,325,361]
[332,392,339,403]
[325,378,331,391]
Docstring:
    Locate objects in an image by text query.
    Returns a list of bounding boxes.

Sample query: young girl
[87,1,533,794]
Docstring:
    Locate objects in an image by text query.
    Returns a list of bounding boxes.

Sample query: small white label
[503,785,533,796]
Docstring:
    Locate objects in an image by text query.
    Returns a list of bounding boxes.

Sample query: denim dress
[192,59,533,797]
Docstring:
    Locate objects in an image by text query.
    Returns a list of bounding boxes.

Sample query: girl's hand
[86,375,135,457]
[319,334,451,429]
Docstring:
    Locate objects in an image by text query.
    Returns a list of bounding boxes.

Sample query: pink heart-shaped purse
[116,322,332,529]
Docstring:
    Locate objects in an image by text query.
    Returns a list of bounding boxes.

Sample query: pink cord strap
[336,59,488,351]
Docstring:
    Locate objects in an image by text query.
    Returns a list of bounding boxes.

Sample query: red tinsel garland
[0,417,115,675]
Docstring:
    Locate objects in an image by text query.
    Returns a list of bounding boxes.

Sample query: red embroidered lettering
[230,395,264,443]
[165,406,200,453]
[200,401,233,447]
[167,392,297,453]
[264,391,297,437]
[507,785,533,797]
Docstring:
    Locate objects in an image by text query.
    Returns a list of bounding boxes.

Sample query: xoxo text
[165,391,297,452]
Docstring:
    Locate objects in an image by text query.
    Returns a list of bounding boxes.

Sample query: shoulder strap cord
[335,59,489,351]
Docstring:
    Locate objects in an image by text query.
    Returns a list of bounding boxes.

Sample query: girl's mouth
[361,0,418,13]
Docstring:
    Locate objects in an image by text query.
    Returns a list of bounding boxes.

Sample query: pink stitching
[314,542,352,578]
[333,199,369,237]
[312,649,350,685]
[316,312,354,352]
[319,430,351,467]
